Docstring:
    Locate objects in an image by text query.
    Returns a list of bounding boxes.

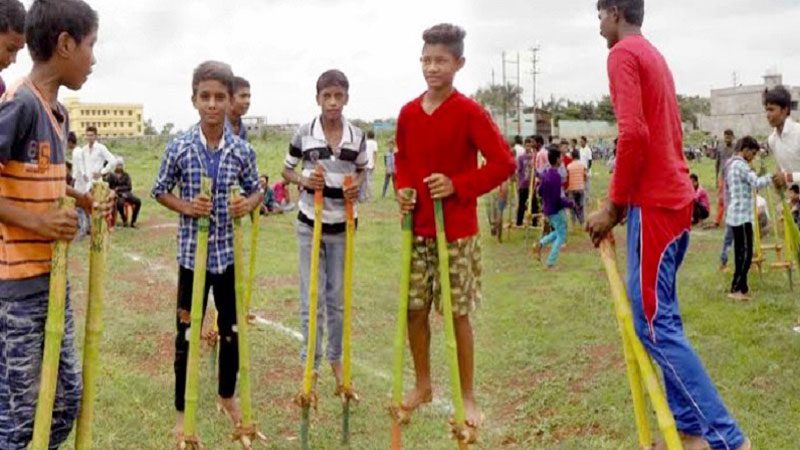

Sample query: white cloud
[2,0,798,130]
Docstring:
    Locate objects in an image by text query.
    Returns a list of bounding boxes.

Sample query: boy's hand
[773,170,790,189]
[302,166,326,191]
[397,189,416,214]
[424,173,454,199]
[77,191,116,220]
[37,208,79,241]
[585,202,626,248]
[185,194,213,218]
[229,194,252,219]
[343,178,360,203]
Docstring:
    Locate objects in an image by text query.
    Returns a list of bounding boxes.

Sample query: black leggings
[174,265,239,411]
[731,223,753,294]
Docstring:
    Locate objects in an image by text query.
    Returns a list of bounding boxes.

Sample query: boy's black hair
[513,135,523,145]
[367,130,375,139]
[0,0,25,34]
[571,149,579,160]
[571,138,578,145]
[85,125,97,134]
[596,0,644,27]
[547,146,561,166]
[25,0,98,63]
[232,76,250,93]
[690,173,699,182]
[559,139,569,147]
[580,135,587,142]
[533,135,545,146]
[422,23,466,59]
[791,185,800,194]
[764,85,792,110]
[523,137,533,144]
[724,129,734,136]
[67,131,77,144]
[736,136,760,152]
[316,69,349,95]
[192,60,234,97]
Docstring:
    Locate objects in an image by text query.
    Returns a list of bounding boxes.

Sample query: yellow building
[63,97,144,139]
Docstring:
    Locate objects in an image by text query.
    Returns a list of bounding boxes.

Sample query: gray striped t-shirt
[284,116,367,233]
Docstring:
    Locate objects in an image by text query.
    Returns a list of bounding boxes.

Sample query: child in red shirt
[395,23,515,432]
[587,2,749,450]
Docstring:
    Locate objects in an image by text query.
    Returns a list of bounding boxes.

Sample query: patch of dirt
[115,267,176,314]
[569,344,623,394]
[137,330,174,377]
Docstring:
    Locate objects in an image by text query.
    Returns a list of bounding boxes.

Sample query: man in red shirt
[586,2,750,450]
[395,23,515,432]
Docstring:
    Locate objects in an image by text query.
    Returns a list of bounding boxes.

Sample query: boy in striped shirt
[0,1,108,448]
[282,69,367,393]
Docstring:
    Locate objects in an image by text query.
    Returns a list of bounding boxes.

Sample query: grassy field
[55,133,799,449]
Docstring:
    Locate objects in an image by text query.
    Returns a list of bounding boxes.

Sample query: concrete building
[242,116,268,137]
[698,74,800,138]
[493,107,553,139]
[64,97,144,139]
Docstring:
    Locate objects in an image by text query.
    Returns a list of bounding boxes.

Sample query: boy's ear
[55,32,77,59]
[457,57,466,71]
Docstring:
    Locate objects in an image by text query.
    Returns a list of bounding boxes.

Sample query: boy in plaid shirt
[151,61,262,441]
[724,136,770,301]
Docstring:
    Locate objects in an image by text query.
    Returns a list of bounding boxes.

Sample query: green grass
[56,137,799,449]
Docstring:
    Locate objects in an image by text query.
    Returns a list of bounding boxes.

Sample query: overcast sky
[4,0,799,130]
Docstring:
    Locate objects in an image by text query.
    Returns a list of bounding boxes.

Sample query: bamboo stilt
[298,168,324,450]
[433,200,473,449]
[75,182,111,450]
[181,176,212,450]
[340,175,357,445]
[230,187,267,449]
[246,207,260,314]
[389,188,416,450]
[599,238,683,450]
[30,197,75,450]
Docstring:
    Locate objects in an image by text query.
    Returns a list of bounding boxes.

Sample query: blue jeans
[628,207,745,449]
[0,287,82,450]
[297,222,345,370]
[720,225,733,266]
[540,210,567,267]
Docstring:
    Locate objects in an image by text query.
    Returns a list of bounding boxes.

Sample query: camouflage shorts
[408,235,482,317]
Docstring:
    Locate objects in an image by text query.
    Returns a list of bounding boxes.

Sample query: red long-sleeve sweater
[395,91,516,241]
[607,35,694,210]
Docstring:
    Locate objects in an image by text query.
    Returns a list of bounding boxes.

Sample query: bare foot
[463,396,483,429]
[401,385,433,412]
[331,361,343,387]
[217,396,242,426]
[173,412,184,438]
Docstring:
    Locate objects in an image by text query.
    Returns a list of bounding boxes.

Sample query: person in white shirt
[579,136,593,169]
[769,86,800,189]
[73,125,118,195]
[512,134,525,159]
[360,130,378,202]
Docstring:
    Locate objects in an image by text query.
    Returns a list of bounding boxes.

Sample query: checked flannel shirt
[151,124,260,274]
[724,156,770,227]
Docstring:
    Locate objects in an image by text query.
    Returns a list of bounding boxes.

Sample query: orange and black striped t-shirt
[0,78,69,287]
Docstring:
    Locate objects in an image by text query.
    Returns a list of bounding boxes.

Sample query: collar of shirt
[311,115,354,149]
[197,126,227,151]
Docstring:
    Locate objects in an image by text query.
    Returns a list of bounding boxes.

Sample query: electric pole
[530,46,541,136]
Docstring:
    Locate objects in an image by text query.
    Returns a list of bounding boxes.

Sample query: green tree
[472,83,524,116]
[143,118,157,136]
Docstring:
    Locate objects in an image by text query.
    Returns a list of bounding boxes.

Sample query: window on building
[128,111,132,116]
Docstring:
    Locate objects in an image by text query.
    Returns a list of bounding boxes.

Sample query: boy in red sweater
[586,1,750,450]
[395,23,515,431]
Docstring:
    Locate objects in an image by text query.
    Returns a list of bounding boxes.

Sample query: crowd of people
[5,0,799,448]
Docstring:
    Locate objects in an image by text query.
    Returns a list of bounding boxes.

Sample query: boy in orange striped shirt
[566,149,587,225]
[0,1,111,448]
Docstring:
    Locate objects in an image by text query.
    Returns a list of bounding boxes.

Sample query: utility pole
[516,52,522,135]
[530,46,541,136]
[501,51,521,137]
